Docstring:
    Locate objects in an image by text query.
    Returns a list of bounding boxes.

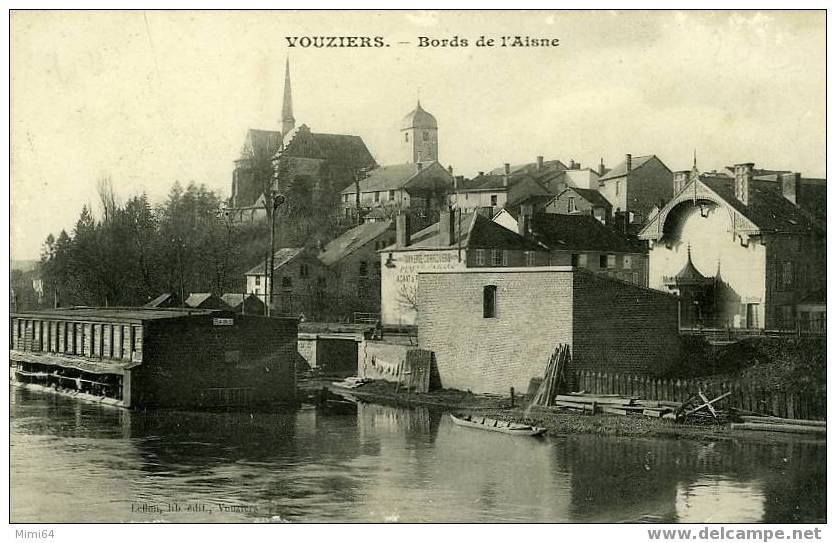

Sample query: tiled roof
[562,187,612,208]
[489,159,567,176]
[701,177,824,234]
[342,163,420,193]
[529,213,646,254]
[244,248,305,276]
[384,212,543,252]
[455,173,522,192]
[599,155,656,181]
[342,162,452,194]
[318,220,393,267]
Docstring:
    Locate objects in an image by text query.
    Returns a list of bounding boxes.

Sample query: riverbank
[304,379,737,440]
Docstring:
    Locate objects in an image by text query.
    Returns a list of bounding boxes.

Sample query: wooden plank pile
[730,415,826,435]
[550,392,682,419]
[530,344,571,407]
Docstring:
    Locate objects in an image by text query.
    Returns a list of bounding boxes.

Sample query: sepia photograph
[7,8,828,530]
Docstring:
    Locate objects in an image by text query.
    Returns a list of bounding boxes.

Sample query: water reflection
[10,387,826,523]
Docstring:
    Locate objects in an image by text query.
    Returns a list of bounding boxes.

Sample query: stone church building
[229,59,376,219]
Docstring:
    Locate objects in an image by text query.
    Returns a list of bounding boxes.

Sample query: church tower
[401,100,438,163]
[281,58,295,136]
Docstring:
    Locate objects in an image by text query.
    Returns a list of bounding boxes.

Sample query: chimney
[396,212,411,247]
[448,165,453,174]
[536,156,544,171]
[478,171,484,177]
[598,158,605,176]
[504,163,511,175]
[625,154,632,173]
[734,162,754,206]
[569,159,576,169]
[503,163,511,188]
[781,172,800,205]
[439,207,455,246]
[518,203,533,237]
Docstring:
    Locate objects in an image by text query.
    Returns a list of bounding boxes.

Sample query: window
[492,250,503,267]
[568,197,576,213]
[422,130,429,142]
[616,181,621,196]
[623,255,632,270]
[359,262,368,276]
[599,254,608,268]
[255,276,261,286]
[344,194,349,203]
[526,251,536,266]
[374,191,380,203]
[476,249,485,266]
[571,253,580,267]
[632,272,639,285]
[607,254,616,269]
[300,263,309,278]
[490,194,498,207]
[281,276,292,289]
[502,250,508,266]
[483,285,497,318]
[389,190,395,200]
[405,132,409,142]
[579,254,587,267]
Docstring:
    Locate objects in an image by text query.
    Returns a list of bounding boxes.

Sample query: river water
[10,386,826,523]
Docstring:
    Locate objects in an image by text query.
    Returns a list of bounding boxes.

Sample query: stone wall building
[244,248,332,318]
[417,268,679,394]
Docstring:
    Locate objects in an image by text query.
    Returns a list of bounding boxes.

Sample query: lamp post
[267,190,286,317]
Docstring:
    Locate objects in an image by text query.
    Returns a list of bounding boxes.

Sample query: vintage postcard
[7,9,827,532]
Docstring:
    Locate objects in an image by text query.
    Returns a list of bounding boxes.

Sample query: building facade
[245,248,332,318]
[639,163,826,330]
[597,154,673,224]
[417,268,679,394]
[379,210,549,328]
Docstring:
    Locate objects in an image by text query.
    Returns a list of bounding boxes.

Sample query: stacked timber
[730,416,826,435]
[550,393,682,419]
[530,344,571,407]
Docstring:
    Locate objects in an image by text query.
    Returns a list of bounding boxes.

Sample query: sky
[10,10,826,260]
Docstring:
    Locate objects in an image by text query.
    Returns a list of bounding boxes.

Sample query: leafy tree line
[32,176,348,311]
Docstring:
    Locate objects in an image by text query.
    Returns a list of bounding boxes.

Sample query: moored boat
[450,413,546,437]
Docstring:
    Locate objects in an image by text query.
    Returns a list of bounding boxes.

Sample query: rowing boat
[450,413,546,437]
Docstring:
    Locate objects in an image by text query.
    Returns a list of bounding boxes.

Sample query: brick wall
[417,269,574,394]
[572,271,679,375]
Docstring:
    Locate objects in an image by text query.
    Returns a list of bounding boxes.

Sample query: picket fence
[570,369,826,421]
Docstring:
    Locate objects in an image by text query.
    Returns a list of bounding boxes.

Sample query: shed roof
[11,307,222,323]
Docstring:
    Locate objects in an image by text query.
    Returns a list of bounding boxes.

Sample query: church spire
[281,57,295,136]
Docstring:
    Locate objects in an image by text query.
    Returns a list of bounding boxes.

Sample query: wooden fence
[571,369,826,420]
